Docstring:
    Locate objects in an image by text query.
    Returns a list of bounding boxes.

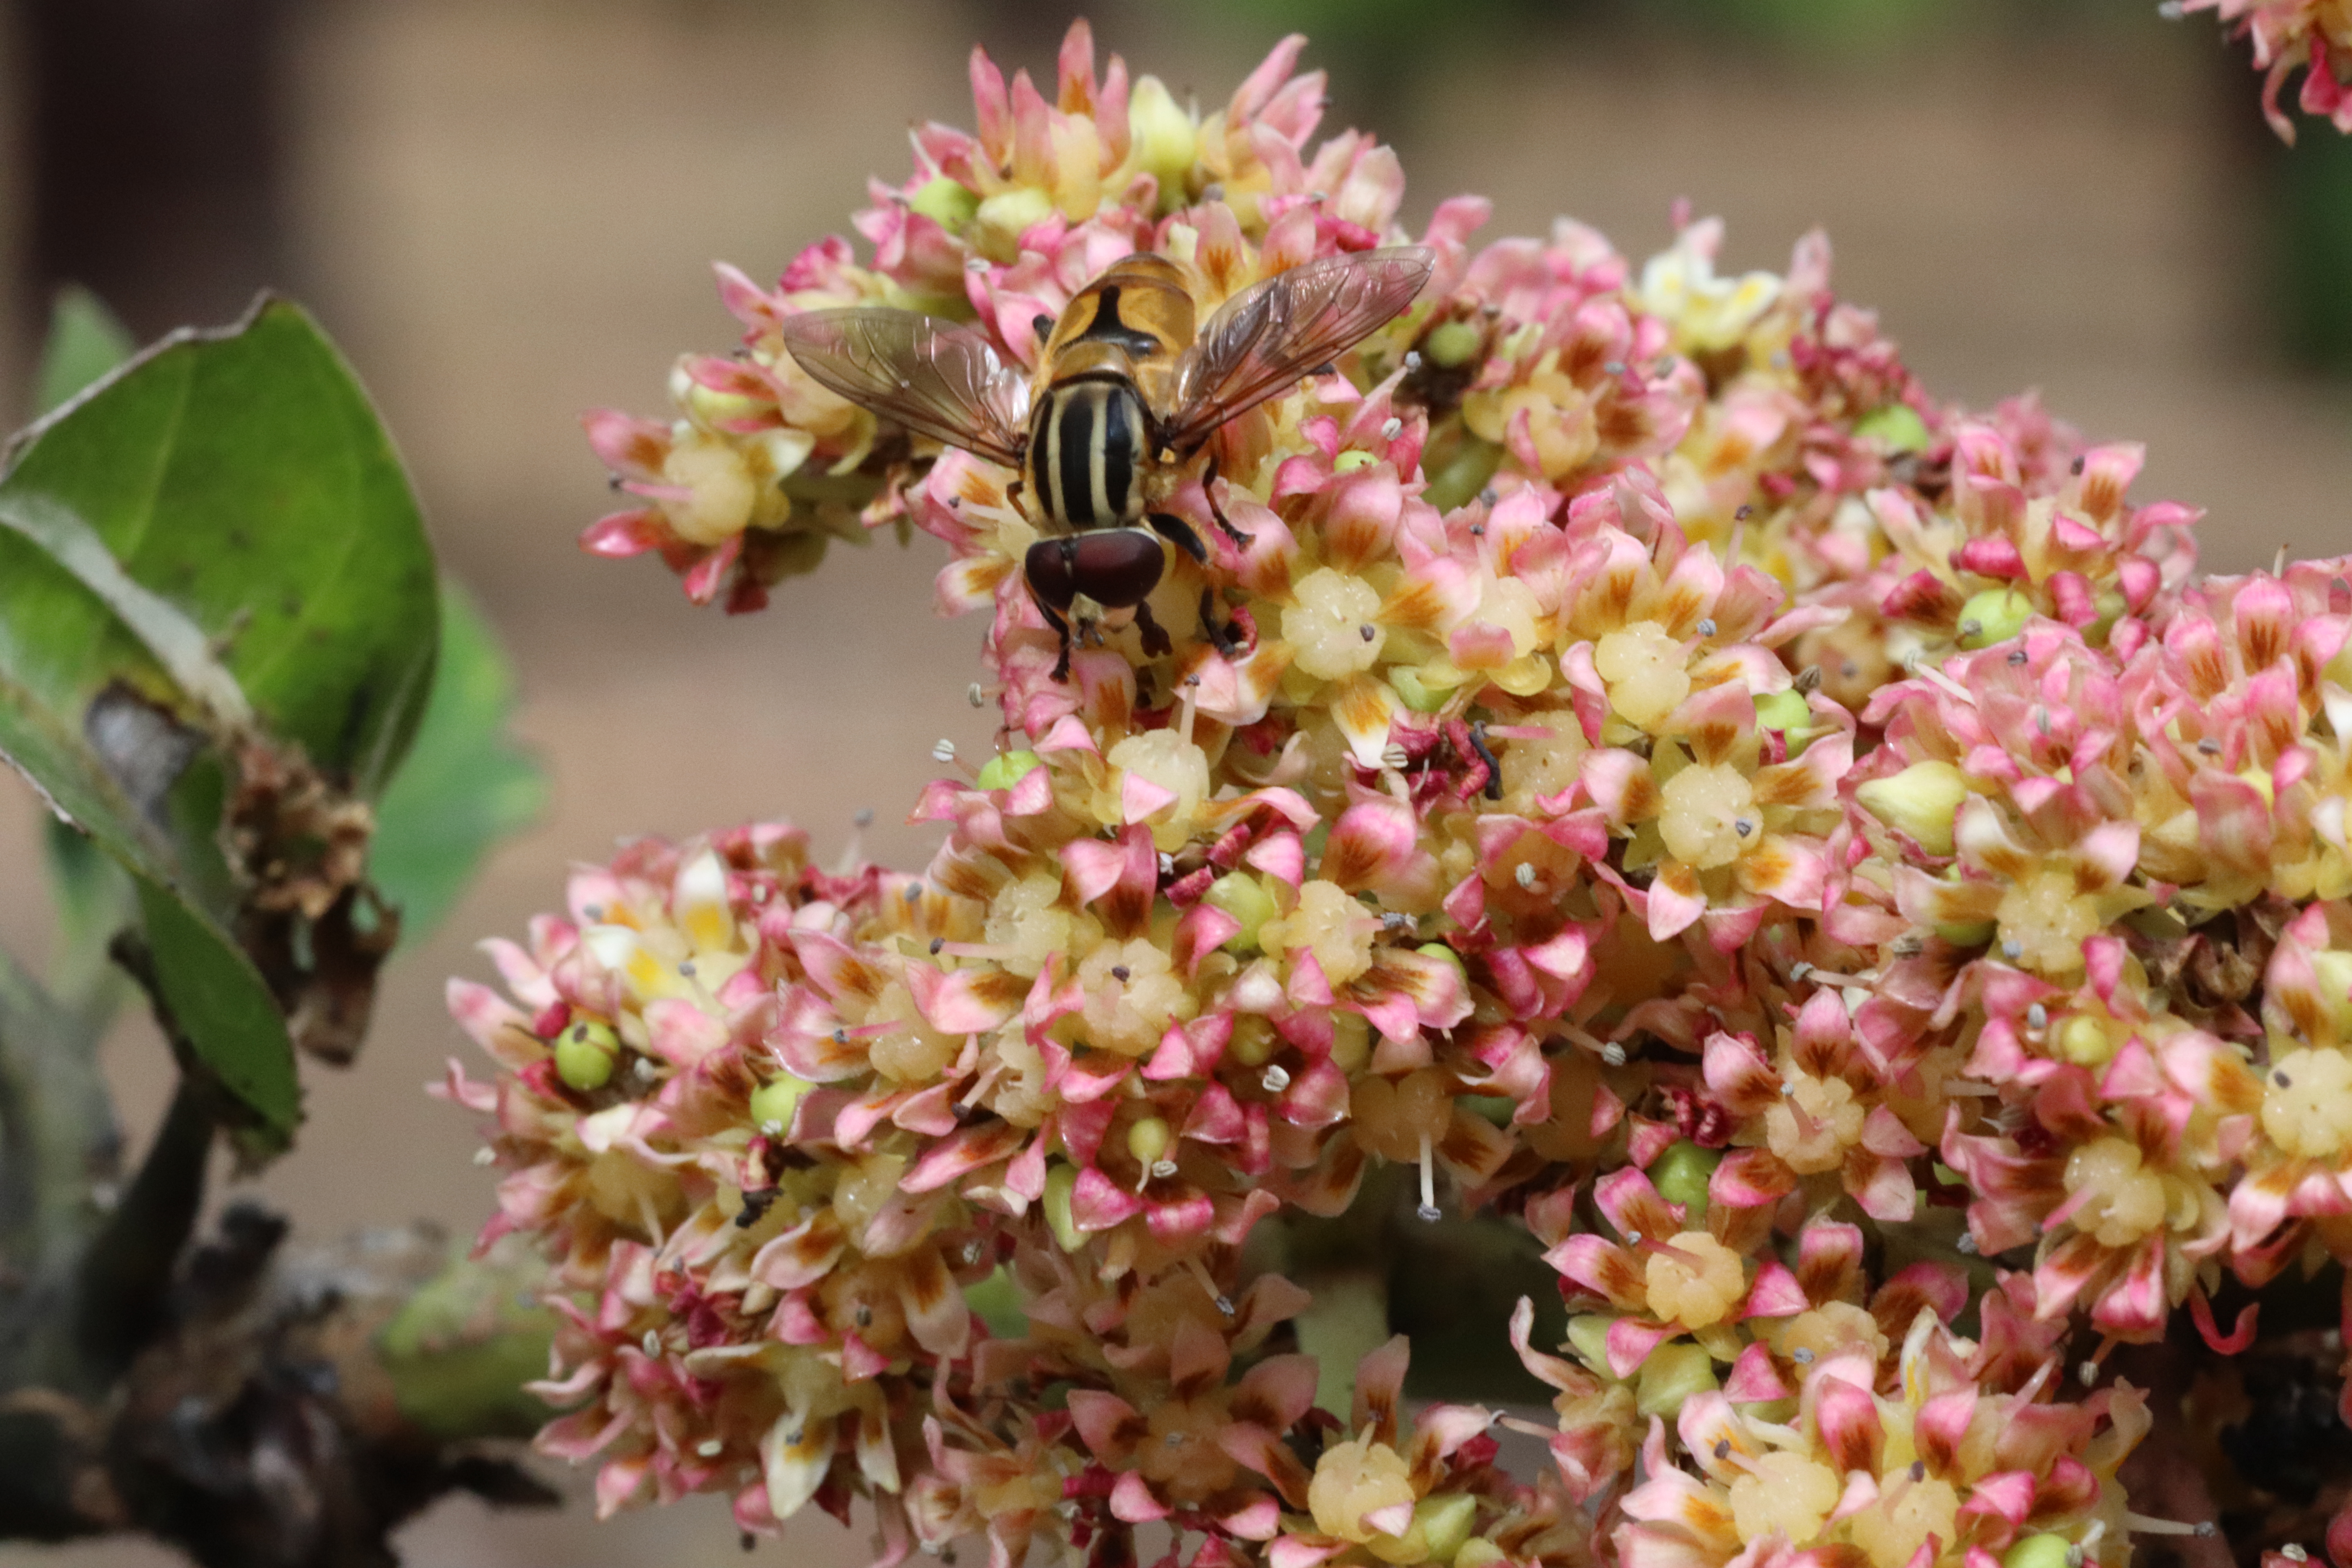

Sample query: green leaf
[1,296,439,797]
[34,286,135,417]
[0,299,441,1140]
[31,289,140,1026]
[370,582,545,944]
[41,815,132,1025]
[0,670,298,1134]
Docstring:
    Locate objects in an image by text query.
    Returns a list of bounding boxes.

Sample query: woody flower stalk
[450,19,2352,1568]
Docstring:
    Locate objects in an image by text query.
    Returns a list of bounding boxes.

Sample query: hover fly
[779,246,1434,679]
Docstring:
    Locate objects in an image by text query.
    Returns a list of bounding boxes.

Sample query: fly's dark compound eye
[1066,529,1165,608]
[1023,530,1165,613]
[1024,537,1080,613]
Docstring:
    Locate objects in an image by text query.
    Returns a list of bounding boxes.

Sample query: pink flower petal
[1245,829,1307,887]
[1605,1318,1675,1379]
[906,962,1017,1034]
[1725,1341,1791,1402]
[1070,1165,1145,1232]
[1812,1375,1883,1474]
[1120,771,1179,823]
[902,1120,1027,1194]
[1109,1470,1170,1523]
[1221,1496,1283,1541]
[1744,1261,1809,1319]
[1065,1390,1143,1463]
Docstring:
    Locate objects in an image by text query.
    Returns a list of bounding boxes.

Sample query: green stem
[0,944,118,1393]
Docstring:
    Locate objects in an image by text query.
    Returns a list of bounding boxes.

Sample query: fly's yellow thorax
[1038,253,1198,424]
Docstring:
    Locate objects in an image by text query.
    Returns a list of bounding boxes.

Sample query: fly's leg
[1038,599,1074,682]
[1147,511,1209,563]
[1466,721,1504,802]
[1198,588,1240,659]
[1132,598,1174,659]
[1202,456,1251,549]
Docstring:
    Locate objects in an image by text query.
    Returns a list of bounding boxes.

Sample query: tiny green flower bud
[1855,402,1931,454]
[1125,1115,1172,1169]
[1935,919,1998,949]
[1424,319,1483,368]
[1042,1163,1085,1252]
[1753,689,1811,734]
[1328,1011,1371,1074]
[1126,75,1197,211]
[2058,1015,2115,1066]
[1369,1494,1479,1564]
[972,187,1057,262]
[680,378,767,431]
[1460,1094,1514,1127]
[1634,1339,1719,1418]
[1333,448,1379,474]
[1855,759,1969,855]
[961,1264,1026,1340]
[1388,664,1454,714]
[2004,1535,2076,1568]
[2088,588,2127,642]
[1455,1542,1508,1568]
[748,1074,811,1135]
[555,1024,618,1091]
[907,176,979,230]
[2315,950,2352,1037]
[1203,871,1278,951]
[1420,436,1503,513]
[1564,1314,1617,1376]
[975,749,1043,792]
[1414,1495,1480,1566]
[1650,1140,1720,1218]
[1228,1014,1277,1067]
[1956,587,2033,650]
[566,1018,619,1054]
[1417,942,1467,986]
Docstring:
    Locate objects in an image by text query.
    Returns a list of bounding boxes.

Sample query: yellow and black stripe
[1027,378,1149,531]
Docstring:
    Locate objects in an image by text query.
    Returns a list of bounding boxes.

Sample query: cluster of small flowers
[452,21,2352,1568]
[2183,0,2352,140]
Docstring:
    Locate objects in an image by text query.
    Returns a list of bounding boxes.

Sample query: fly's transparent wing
[1164,247,1434,454]
[777,309,1029,467]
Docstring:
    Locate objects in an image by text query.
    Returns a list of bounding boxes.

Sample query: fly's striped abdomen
[1026,378,1147,531]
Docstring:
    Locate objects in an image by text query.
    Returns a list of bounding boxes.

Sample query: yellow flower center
[1263,879,1377,987]
[1729,1452,1841,1544]
[1593,623,1691,732]
[1994,866,2099,974]
[1076,938,1189,1056]
[1307,1436,1417,1543]
[2260,1047,2352,1159]
[2061,1136,2169,1247]
[1660,762,1759,870]
[1642,1231,1747,1328]
[661,432,758,545]
[1763,1073,1864,1173]
[1284,568,1388,681]
[1849,1475,1959,1568]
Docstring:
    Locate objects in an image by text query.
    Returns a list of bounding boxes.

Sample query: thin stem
[0,944,119,1393]
[71,1076,209,1391]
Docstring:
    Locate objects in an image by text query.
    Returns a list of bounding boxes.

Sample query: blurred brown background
[2,0,2348,1561]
